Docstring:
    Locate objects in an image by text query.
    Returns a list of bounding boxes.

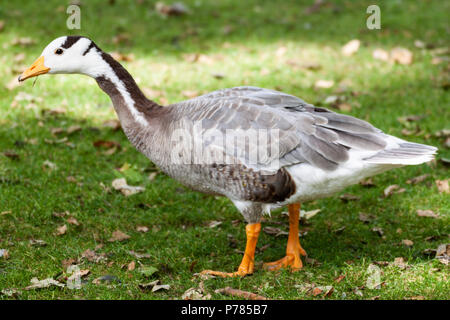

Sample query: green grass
[0,0,449,300]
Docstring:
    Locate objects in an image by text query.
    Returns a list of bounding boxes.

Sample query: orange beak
[18,56,50,82]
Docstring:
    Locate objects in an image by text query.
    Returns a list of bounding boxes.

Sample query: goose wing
[170,86,386,172]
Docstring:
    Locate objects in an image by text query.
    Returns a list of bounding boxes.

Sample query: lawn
[0,0,448,300]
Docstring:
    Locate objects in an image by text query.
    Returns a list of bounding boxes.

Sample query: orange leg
[201,223,261,277]
[263,203,307,271]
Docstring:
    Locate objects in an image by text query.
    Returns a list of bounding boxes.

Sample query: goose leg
[263,203,306,271]
[201,223,261,277]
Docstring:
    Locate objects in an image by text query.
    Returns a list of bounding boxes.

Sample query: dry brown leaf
[0,249,10,260]
[390,47,413,65]
[334,274,346,283]
[406,174,430,184]
[393,257,407,269]
[383,185,405,197]
[314,79,334,89]
[182,287,211,300]
[81,249,107,263]
[206,220,222,228]
[181,90,199,98]
[108,230,130,242]
[127,261,136,271]
[372,48,390,61]
[341,39,360,56]
[372,227,384,237]
[402,239,414,247]
[359,213,375,223]
[215,287,267,300]
[263,226,288,237]
[29,239,47,247]
[25,278,64,290]
[111,178,144,196]
[56,224,67,236]
[435,179,449,194]
[155,2,190,16]
[417,209,439,219]
[67,217,80,226]
[136,225,149,233]
[360,178,376,187]
[339,193,360,202]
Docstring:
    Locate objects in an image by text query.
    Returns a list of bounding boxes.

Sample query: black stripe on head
[61,35,84,49]
[82,41,101,56]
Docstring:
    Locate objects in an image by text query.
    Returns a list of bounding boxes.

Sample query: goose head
[19,36,107,82]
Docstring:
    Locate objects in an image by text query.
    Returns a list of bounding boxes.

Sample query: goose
[19,36,437,277]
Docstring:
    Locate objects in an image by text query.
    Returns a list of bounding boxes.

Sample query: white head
[19,36,107,81]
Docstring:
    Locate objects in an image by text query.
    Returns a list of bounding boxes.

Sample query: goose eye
[54,48,64,55]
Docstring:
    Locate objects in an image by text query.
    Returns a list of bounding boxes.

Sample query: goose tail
[363,141,438,165]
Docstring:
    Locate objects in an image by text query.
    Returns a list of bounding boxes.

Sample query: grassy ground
[0,0,449,300]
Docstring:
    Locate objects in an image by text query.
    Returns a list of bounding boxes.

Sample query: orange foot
[200,223,261,278]
[200,262,254,278]
[264,203,307,272]
[263,247,307,271]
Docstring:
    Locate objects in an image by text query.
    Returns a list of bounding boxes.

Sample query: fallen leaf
[152,284,170,292]
[1,288,21,298]
[136,225,149,233]
[435,179,449,194]
[339,193,360,202]
[341,39,360,56]
[360,178,376,187]
[29,239,47,247]
[111,178,144,196]
[25,277,64,290]
[206,220,222,228]
[181,90,199,98]
[67,217,80,226]
[215,287,267,300]
[435,244,449,265]
[383,184,405,197]
[390,47,413,65]
[372,227,384,237]
[155,2,190,16]
[127,261,136,271]
[417,209,439,219]
[402,239,414,247]
[314,79,334,89]
[56,224,67,236]
[42,160,57,171]
[263,226,288,237]
[128,251,151,260]
[304,0,326,15]
[359,213,375,223]
[11,37,36,47]
[372,48,390,61]
[182,287,211,300]
[92,275,120,285]
[3,150,19,160]
[334,274,346,283]
[108,230,130,242]
[0,249,10,259]
[300,209,321,220]
[81,249,107,263]
[139,266,158,277]
[406,174,430,184]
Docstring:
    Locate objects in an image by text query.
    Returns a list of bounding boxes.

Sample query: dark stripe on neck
[61,35,83,49]
[82,41,100,56]
[99,51,161,113]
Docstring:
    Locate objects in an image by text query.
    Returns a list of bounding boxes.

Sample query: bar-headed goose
[19,36,437,277]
